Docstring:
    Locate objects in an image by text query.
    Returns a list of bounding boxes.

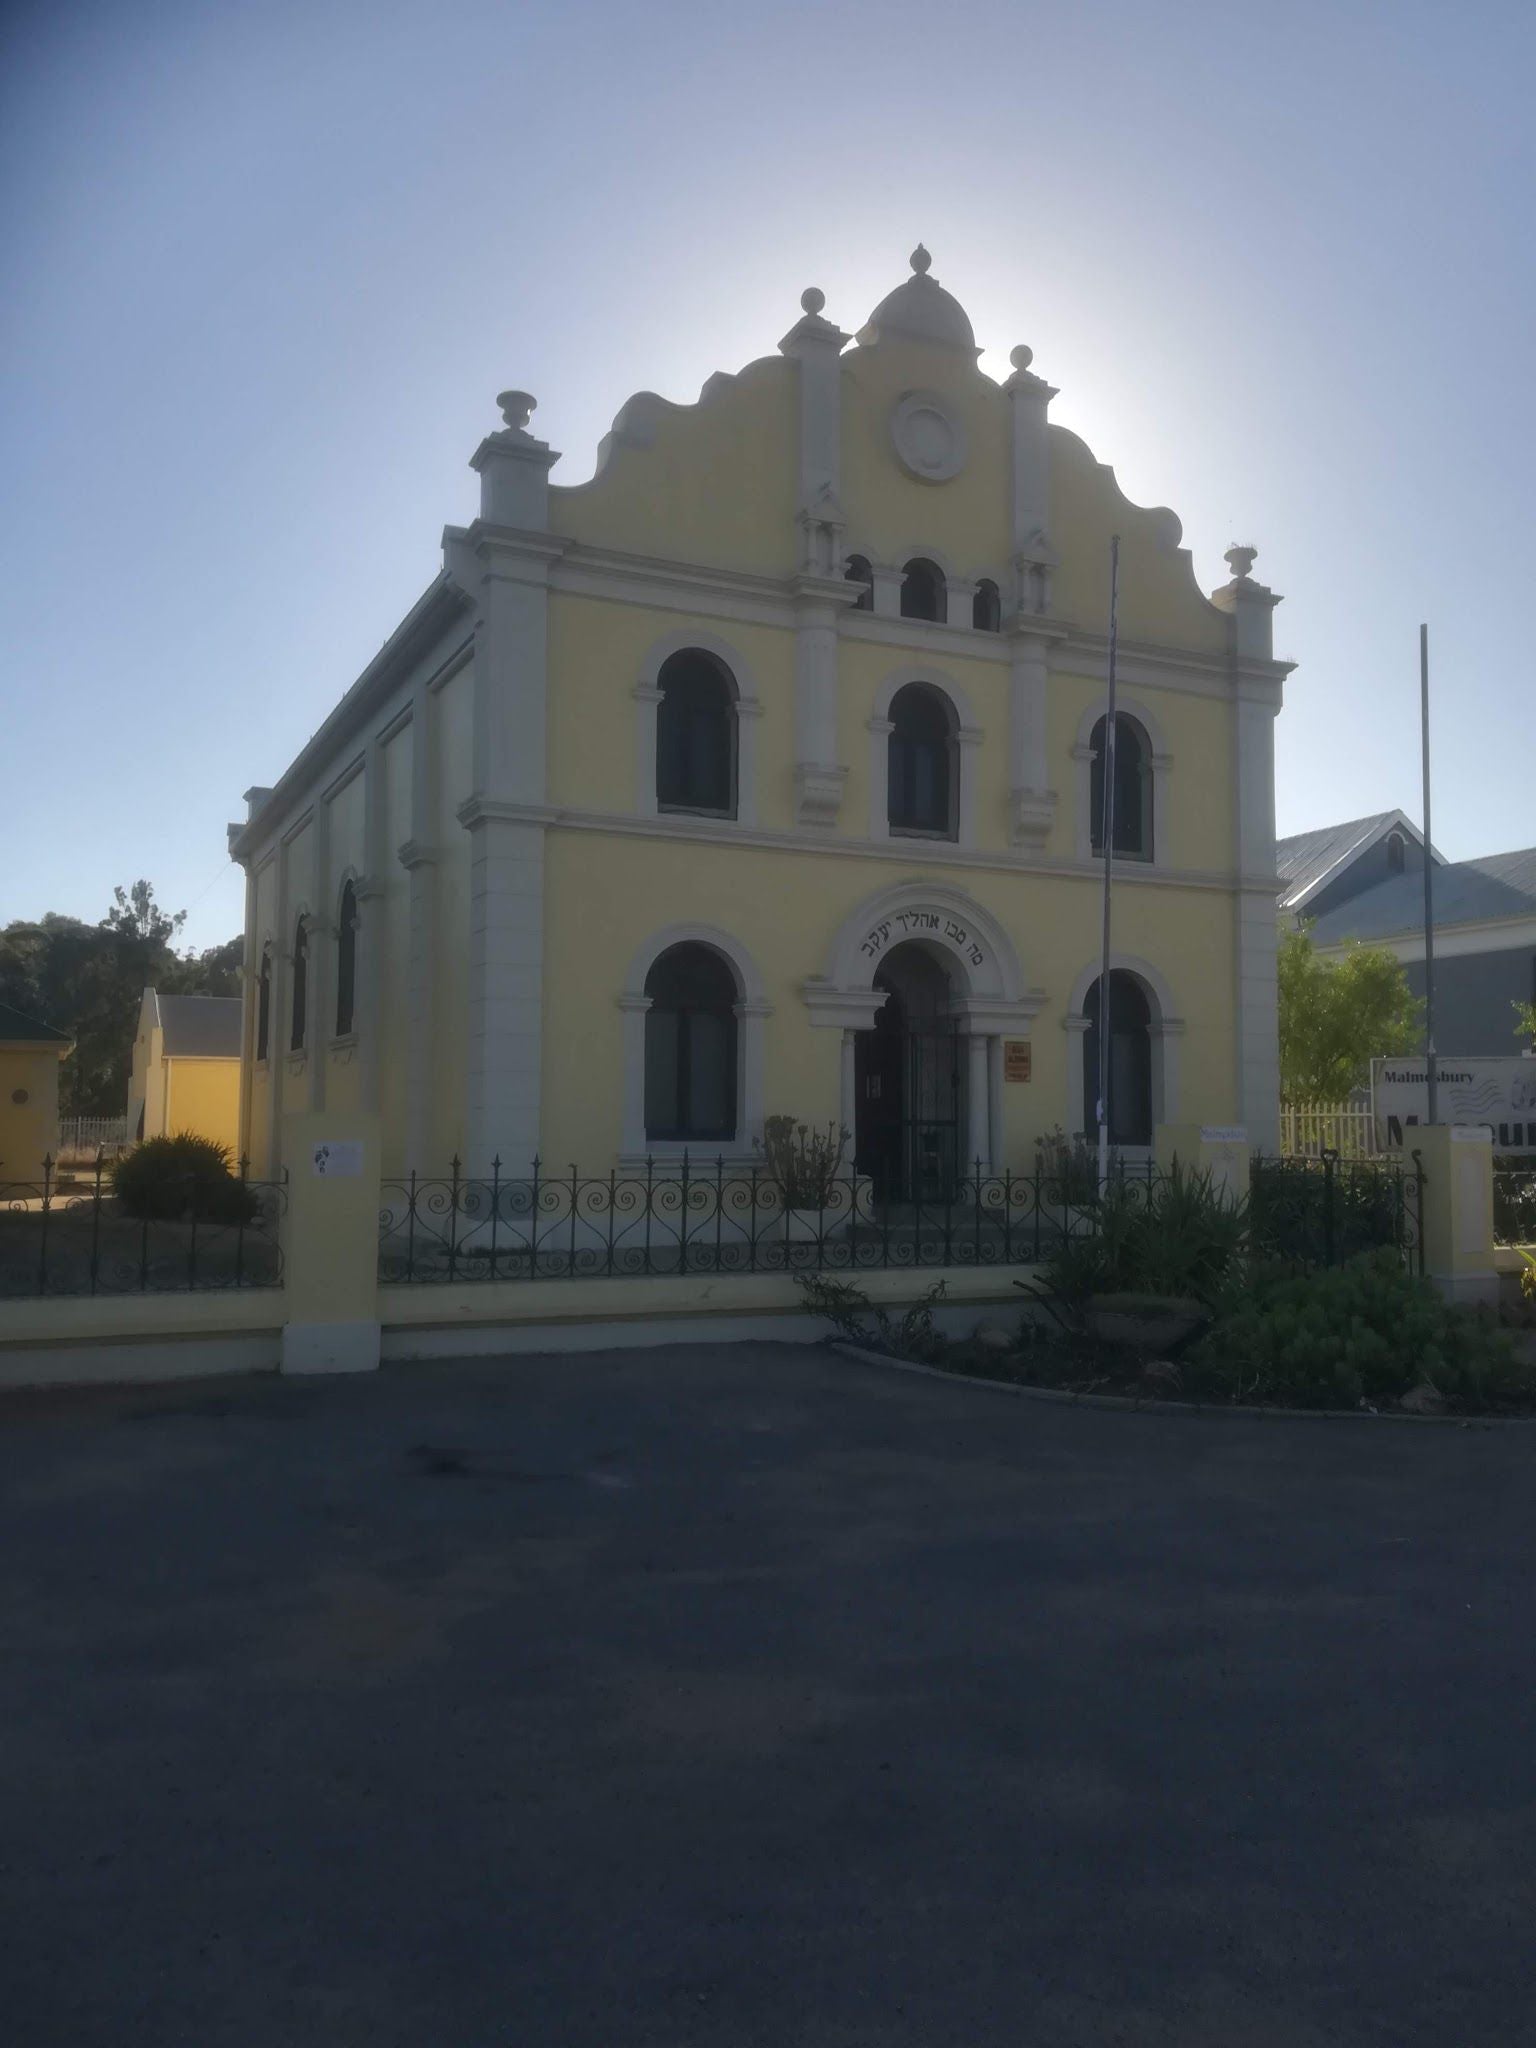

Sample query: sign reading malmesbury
[859,908,987,970]
[1004,1041,1032,1082]
[311,1140,365,1178]
[1372,1057,1536,1156]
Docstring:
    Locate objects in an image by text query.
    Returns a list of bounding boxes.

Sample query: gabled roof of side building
[0,1002,71,1046]
[1276,809,1430,913]
[149,992,242,1060]
[1308,846,1536,948]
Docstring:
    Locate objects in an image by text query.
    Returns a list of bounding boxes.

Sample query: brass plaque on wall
[1004,1040,1032,1083]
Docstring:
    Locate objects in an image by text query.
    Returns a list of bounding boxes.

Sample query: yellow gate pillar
[279,1110,382,1374]
[1414,1125,1498,1308]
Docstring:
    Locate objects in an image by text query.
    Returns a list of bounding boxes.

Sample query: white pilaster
[965,1030,990,1174]
[944,579,978,631]
[840,1029,857,1147]
[1007,628,1056,850]
[307,799,331,1112]
[235,858,256,1168]
[986,1035,1005,1170]
[1213,545,1284,1152]
[459,392,562,1174]
[781,290,852,831]
[869,564,904,618]
[400,676,438,1170]
[357,737,386,1113]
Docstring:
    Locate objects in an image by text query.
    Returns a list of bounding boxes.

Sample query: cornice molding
[533,801,1261,896]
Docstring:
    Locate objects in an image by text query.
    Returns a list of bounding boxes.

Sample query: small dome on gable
[856,245,980,357]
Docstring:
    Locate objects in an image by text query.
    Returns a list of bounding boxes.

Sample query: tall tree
[1278,925,1423,1100]
[0,884,241,1116]
[1515,1000,1536,1051]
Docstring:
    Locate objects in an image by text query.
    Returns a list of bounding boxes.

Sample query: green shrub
[113,1134,258,1224]
[759,1117,849,1209]
[1037,1161,1249,1310]
[796,1272,948,1362]
[1187,1248,1528,1412]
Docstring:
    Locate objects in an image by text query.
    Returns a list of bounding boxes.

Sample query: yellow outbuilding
[0,1004,71,1178]
[126,990,242,1154]
[230,249,1291,1190]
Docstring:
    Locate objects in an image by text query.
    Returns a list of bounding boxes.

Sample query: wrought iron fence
[378,1150,1426,1285]
[378,1154,1148,1283]
[1494,1159,1536,1248]
[1249,1149,1423,1275]
[0,1154,285,1299]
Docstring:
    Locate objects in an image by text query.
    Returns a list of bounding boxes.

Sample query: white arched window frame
[632,631,761,827]
[617,924,772,1165]
[1071,698,1171,866]
[1061,954,1184,1152]
[867,667,980,848]
[287,904,314,1060]
[857,545,974,628]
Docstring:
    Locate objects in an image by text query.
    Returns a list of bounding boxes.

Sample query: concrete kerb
[828,1340,1529,1428]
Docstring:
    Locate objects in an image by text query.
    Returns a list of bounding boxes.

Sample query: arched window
[656,650,736,817]
[644,943,738,1143]
[256,945,271,1062]
[888,682,956,838]
[1089,714,1152,860]
[972,579,1001,632]
[844,554,874,612]
[289,917,308,1052]
[900,557,945,623]
[335,881,358,1036]
[1082,972,1153,1147]
[1386,830,1406,875]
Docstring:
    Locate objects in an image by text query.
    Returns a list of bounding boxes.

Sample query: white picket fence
[55,1115,130,1158]
[1279,1097,1378,1159]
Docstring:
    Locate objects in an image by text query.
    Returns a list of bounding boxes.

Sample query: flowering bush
[759,1117,849,1210]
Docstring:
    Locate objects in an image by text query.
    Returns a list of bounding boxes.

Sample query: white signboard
[1371,1057,1536,1156]
[311,1140,364,1178]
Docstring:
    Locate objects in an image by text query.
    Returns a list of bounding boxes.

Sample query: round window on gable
[11,1088,28,1106]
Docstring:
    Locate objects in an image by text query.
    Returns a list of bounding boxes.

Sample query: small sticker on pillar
[312,1141,364,1178]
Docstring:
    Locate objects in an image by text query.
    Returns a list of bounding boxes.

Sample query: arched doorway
[854,943,963,1201]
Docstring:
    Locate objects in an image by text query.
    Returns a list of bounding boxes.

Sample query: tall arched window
[844,554,874,612]
[256,944,271,1062]
[1089,714,1152,860]
[644,943,738,1143]
[888,682,956,838]
[335,881,358,1036]
[656,650,736,817]
[900,557,945,623]
[1386,830,1406,875]
[1082,971,1153,1146]
[289,917,308,1052]
[972,579,1001,632]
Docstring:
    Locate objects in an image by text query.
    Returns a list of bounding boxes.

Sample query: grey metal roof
[1275,811,1419,910]
[153,994,242,1059]
[0,1002,70,1046]
[1309,846,1536,947]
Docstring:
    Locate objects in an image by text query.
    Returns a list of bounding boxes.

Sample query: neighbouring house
[1279,813,1536,1056]
[229,247,1293,1187]
[0,1003,71,1177]
[126,991,242,1152]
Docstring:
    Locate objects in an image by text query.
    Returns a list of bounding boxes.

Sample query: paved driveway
[3,1343,1535,2046]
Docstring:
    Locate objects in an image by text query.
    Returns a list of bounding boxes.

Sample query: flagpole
[1097,535,1121,1194]
[1420,623,1438,1126]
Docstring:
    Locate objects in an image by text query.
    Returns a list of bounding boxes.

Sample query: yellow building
[0,1004,71,1177]
[230,249,1291,1188]
[125,990,242,1153]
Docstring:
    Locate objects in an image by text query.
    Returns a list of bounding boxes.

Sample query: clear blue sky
[3,0,1531,950]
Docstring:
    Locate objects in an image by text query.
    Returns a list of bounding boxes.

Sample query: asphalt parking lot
[3,1340,1534,2046]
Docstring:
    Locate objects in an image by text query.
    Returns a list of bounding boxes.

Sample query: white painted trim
[867,665,980,848]
[500,799,1262,894]
[633,629,760,827]
[1280,806,1433,914]
[811,880,1043,1020]
[1314,914,1536,964]
[1072,697,1168,865]
[1062,954,1184,1139]
[618,924,772,1157]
